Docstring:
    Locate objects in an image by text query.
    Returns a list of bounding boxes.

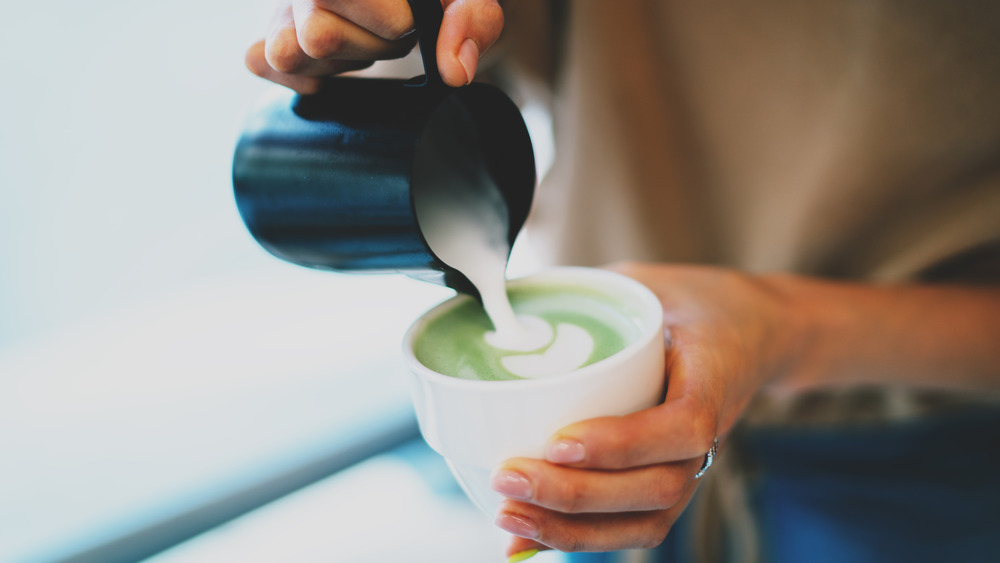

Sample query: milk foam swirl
[499,322,595,378]
[484,315,596,378]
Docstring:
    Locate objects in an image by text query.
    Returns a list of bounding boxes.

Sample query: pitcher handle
[407,0,445,87]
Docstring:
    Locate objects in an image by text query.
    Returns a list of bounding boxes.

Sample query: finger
[505,537,550,562]
[496,489,697,553]
[247,40,373,94]
[545,370,719,469]
[291,0,415,62]
[313,0,415,40]
[256,1,381,92]
[249,38,323,94]
[437,0,504,86]
[263,2,312,74]
[265,3,373,75]
[492,457,702,514]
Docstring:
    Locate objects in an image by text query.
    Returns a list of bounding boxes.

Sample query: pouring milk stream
[411,100,594,378]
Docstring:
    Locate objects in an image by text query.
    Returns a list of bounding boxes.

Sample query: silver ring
[693,438,718,480]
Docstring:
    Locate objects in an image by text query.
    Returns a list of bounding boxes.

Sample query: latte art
[500,322,595,379]
[484,314,597,378]
[484,315,553,352]
[413,285,635,381]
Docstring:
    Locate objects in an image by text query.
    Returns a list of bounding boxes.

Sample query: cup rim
[402,266,664,390]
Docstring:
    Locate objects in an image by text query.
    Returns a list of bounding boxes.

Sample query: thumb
[437,0,504,86]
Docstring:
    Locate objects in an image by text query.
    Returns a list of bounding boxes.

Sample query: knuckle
[689,410,718,456]
[265,28,305,73]
[564,482,587,513]
[652,476,684,509]
[603,418,639,468]
[299,16,344,59]
[546,475,584,513]
[245,43,269,77]
[551,533,587,553]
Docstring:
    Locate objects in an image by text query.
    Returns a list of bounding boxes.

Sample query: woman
[246,1,1000,561]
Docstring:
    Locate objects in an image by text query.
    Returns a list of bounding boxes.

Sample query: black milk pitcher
[232,0,536,295]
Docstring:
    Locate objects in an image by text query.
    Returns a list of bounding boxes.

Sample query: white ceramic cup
[402,266,666,515]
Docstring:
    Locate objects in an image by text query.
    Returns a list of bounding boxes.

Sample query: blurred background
[0,1,561,561]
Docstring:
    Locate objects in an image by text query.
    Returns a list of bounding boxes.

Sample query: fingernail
[508,549,540,563]
[496,512,539,539]
[490,469,533,500]
[546,438,585,463]
[457,38,479,84]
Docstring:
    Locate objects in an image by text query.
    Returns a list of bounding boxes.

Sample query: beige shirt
[494,5,1000,558]
[497,0,1000,428]
[503,0,1000,284]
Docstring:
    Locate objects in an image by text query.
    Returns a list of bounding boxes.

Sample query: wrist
[757,273,848,391]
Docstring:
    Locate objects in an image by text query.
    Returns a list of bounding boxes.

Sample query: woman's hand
[492,262,1000,557]
[492,262,807,556]
[245,0,504,93]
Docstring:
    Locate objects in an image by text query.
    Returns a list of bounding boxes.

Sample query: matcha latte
[402,267,666,516]
[413,284,639,381]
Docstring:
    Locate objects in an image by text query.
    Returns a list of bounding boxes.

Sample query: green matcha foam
[413,284,637,381]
